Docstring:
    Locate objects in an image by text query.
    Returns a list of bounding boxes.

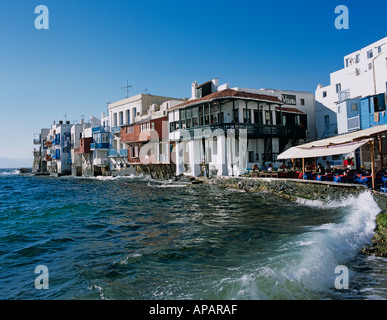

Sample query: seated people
[317,163,325,175]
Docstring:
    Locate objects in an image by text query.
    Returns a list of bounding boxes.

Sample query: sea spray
[223,191,382,299]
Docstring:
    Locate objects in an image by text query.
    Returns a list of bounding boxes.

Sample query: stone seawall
[207,176,369,201]
[206,176,387,257]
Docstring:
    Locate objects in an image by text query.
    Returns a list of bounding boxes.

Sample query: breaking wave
[217,191,382,299]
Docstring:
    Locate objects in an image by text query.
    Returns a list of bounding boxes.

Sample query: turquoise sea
[0,168,386,300]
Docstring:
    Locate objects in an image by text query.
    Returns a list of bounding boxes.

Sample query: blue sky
[0,0,386,164]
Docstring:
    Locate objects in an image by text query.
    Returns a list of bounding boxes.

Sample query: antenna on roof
[121,81,132,98]
[143,88,150,95]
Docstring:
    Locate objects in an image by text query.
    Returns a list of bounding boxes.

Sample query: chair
[316,174,326,181]
[303,172,312,180]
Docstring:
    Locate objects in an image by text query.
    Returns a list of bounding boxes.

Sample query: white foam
[0,169,19,176]
[226,191,382,299]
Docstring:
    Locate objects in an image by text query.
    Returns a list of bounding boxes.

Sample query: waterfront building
[90,113,110,176]
[315,37,387,168]
[44,121,73,176]
[168,79,309,177]
[108,94,185,172]
[121,100,182,166]
[32,128,50,173]
[315,36,387,138]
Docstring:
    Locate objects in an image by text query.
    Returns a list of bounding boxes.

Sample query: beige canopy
[278,124,387,160]
[277,139,370,160]
[277,124,387,189]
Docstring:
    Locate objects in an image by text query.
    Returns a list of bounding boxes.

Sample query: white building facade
[169,79,311,177]
[315,36,387,136]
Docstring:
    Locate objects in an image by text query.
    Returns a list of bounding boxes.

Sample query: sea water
[0,168,386,300]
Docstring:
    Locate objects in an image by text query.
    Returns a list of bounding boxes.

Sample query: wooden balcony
[177,123,306,140]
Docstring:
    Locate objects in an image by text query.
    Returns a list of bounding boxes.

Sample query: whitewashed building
[315,36,387,138]
[169,79,310,177]
[45,121,73,176]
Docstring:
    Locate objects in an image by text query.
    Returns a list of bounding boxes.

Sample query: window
[374,96,380,112]
[324,115,330,132]
[355,54,360,63]
[233,108,239,123]
[265,111,272,124]
[378,46,382,54]
[300,98,305,106]
[243,109,251,123]
[248,151,254,163]
[345,58,349,68]
[369,63,373,70]
[126,110,130,125]
[367,49,373,59]
[119,112,123,126]
[336,83,341,93]
[338,106,341,113]
[351,103,358,111]
[113,113,117,127]
[102,133,109,143]
[323,91,327,98]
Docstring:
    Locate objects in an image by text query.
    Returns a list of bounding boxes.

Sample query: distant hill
[0,157,33,169]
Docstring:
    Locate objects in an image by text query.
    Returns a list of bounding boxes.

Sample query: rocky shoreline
[201,176,387,258]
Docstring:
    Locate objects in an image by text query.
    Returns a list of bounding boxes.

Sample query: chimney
[191,81,198,100]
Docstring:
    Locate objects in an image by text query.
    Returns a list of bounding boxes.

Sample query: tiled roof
[275,106,305,114]
[169,89,283,110]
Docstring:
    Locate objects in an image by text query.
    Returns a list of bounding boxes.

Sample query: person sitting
[252,164,258,172]
[325,161,332,173]
[261,163,268,170]
[267,163,273,171]
[279,161,287,170]
[317,163,325,175]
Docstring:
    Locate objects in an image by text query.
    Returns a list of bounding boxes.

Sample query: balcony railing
[90,143,110,150]
[92,126,110,134]
[178,123,306,140]
[347,115,360,132]
[111,126,122,135]
[338,89,351,102]
[93,158,109,166]
[108,149,128,157]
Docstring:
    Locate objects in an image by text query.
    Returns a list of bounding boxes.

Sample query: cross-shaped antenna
[121,81,132,98]
[143,88,149,94]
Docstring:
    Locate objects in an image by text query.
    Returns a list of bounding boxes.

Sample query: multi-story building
[315,37,387,168]
[121,100,181,166]
[315,36,387,138]
[90,115,110,176]
[168,79,309,177]
[108,93,184,172]
[44,121,73,176]
[32,128,50,173]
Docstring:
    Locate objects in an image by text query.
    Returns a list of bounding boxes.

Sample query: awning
[277,139,370,160]
[278,124,387,160]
